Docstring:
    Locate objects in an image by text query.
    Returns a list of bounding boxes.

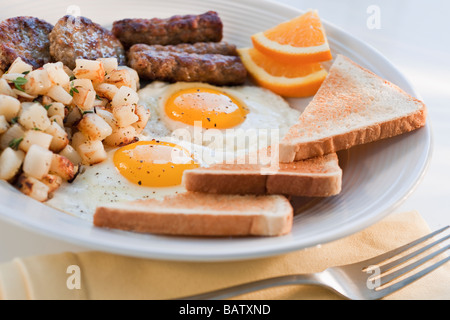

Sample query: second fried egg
[138,81,301,154]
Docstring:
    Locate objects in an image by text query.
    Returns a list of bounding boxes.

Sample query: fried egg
[138,82,301,154]
[46,138,203,219]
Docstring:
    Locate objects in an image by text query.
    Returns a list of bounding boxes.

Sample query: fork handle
[177,273,324,300]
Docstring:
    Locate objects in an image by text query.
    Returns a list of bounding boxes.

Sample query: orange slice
[251,10,332,63]
[237,47,328,98]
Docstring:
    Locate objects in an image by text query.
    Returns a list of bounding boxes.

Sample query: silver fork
[178,226,449,300]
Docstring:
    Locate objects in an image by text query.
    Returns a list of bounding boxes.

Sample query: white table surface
[0,0,449,263]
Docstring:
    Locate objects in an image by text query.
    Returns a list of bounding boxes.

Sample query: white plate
[0,0,432,261]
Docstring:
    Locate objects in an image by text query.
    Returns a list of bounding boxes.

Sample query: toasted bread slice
[94,192,293,237]
[183,153,342,197]
[279,55,427,162]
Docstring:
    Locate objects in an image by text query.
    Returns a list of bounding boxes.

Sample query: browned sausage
[112,11,223,48]
[49,15,126,70]
[0,16,53,73]
[130,42,238,56]
[127,47,247,86]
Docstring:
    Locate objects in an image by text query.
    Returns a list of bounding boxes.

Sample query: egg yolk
[165,87,249,129]
[113,140,199,187]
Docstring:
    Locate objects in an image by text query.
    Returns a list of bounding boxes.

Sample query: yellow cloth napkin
[0,210,449,300]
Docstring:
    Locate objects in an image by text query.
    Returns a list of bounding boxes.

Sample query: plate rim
[0,0,433,262]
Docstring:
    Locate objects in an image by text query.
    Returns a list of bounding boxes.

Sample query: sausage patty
[0,16,53,73]
[49,15,126,70]
[127,47,247,86]
[112,11,223,48]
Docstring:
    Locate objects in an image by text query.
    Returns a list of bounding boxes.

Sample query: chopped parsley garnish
[82,110,94,115]
[44,104,52,111]
[12,77,27,92]
[95,94,101,100]
[69,75,76,81]
[10,116,19,124]
[69,86,79,97]
[22,71,30,75]
[8,138,23,150]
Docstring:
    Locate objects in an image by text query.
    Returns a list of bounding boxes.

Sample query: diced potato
[95,107,118,130]
[46,102,66,118]
[0,78,17,98]
[43,62,70,88]
[71,131,89,151]
[20,101,34,109]
[18,102,51,131]
[63,65,74,78]
[77,139,107,165]
[40,174,63,193]
[117,66,140,91]
[65,127,73,140]
[59,144,82,166]
[19,130,53,152]
[49,154,78,181]
[132,105,151,133]
[77,113,113,140]
[0,147,25,181]
[64,106,82,127]
[97,58,118,75]
[72,86,96,111]
[7,57,33,75]
[94,97,108,108]
[45,122,69,153]
[104,126,138,147]
[49,115,65,129]
[70,78,94,92]
[41,95,54,106]
[0,123,25,150]
[12,89,37,100]
[0,94,21,121]
[73,59,105,83]
[16,174,50,202]
[47,85,73,105]
[104,69,133,89]
[0,115,9,134]
[22,144,53,179]
[2,73,25,82]
[24,69,52,95]
[111,86,139,108]
[112,104,139,127]
[94,83,118,100]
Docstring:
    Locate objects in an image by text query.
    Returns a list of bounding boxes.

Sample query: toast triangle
[279,55,427,162]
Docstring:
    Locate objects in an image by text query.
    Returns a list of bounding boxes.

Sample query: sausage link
[112,11,223,48]
[130,42,238,56]
[127,49,247,86]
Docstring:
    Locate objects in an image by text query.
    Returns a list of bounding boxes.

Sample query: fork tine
[375,255,450,299]
[378,234,450,273]
[379,244,449,286]
[361,226,449,269]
